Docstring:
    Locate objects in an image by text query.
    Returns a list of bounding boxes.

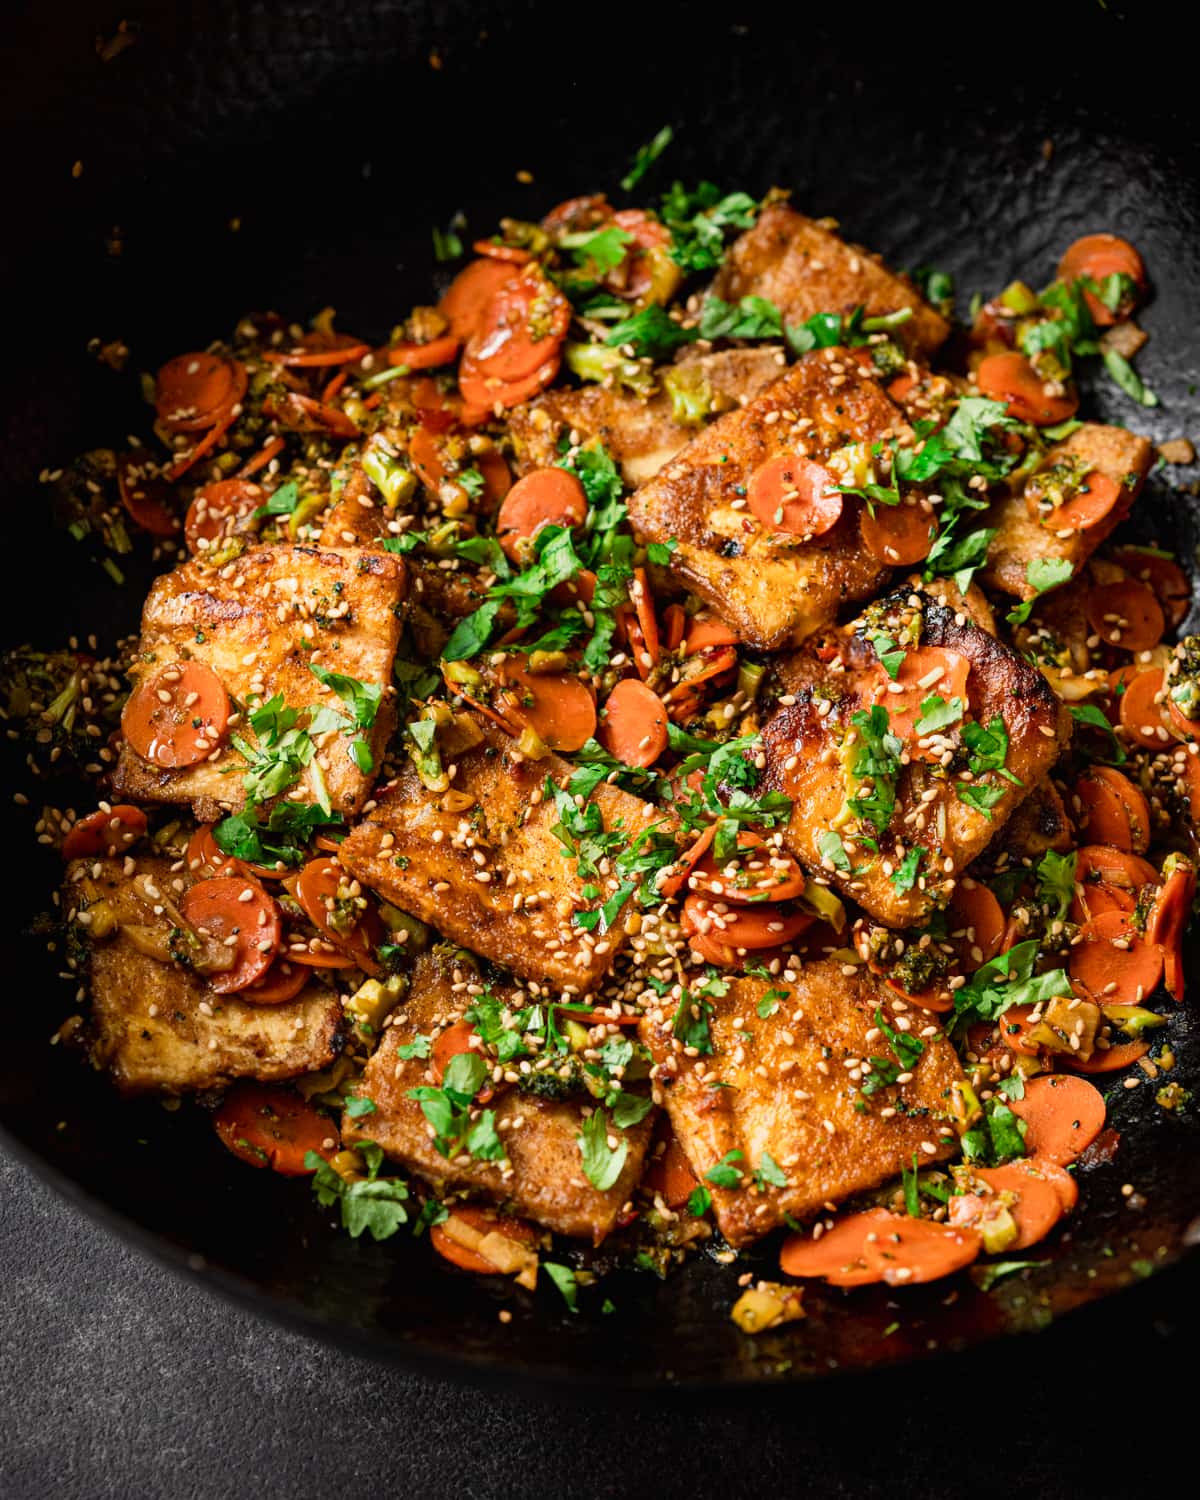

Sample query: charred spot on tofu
[758,588,1071,927]
[626,352,916,649]
[344,950,654,1243]
[638,963,962,1247]
[712,204,951,360]
[63,856,341,1096]
[337,714,662,995]
[112,544,406,818]
[982,423,1153,598]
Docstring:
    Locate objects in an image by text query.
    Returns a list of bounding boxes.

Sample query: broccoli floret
[890,941,951,996]
[517,1056,586,1102]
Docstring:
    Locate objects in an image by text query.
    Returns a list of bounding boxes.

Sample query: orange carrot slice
[184,479,264,554]
[1073,766,1151,854]
[874,645,971,746]
[294,858,383,977]
[598,677,669,768]
[61,804,147,861]
[495,658,597,753]
[858,1214,983,1287]
[156,352,246,433]
[683,616,739,655]
[116,452,179,537]
[977,352,1078,426]
[122,661,230,768]
[242,959,310,1005]
[1070,908,1163,1006]
[1064,1038,1152,1074]
[1110,547,1190,628]
[1009,1074,1106,1165]
[496,467,587,560]
[950,1161,1066,1251]
[642,1128,699,1210]
[1058,233,1145,326]
[658,823,719,900]
[949,880,1006,969]
[462,267,570,384]
[387,334,461,370]
[181,876,282,993]
[860,500,936,565]
[214,1083,337,1175]
[682,894,812,950]
[431,1021,494,1103]
[747,454,843,537]
[1086,580,1165,652]
[439,258,521,343]
[1147,858,1196,1000]
[1118,669,1172,751]
[430,1204,538,1274]
[780,1208,895,1283]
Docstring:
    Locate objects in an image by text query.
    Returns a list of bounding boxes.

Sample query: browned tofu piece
[987,777,1074,863]
[64,856,341,1095]
[112,544,406,819]
[318,462,391,549]
[344,951,653,1242]
[981,423,1153,598]
[338,715,661,996]
[639,964,962,1246]
[712,204,950,359]
[626,352,906,649]
[508,347,786,486]
[759,587,1072,927]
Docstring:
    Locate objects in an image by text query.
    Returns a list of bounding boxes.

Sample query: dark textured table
[2,1143,1195,1500]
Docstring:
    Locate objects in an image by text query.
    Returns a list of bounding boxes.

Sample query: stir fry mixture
[15,141,1199,1325]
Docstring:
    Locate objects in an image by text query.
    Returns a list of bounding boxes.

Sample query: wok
[1,0,1198,1387]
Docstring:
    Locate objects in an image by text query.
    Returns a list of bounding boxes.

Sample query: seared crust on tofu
[508,348,786,485]
[639,965,962,1246]
[626,353,903,649]
[982,423,1153,598]
[112,544,406,818]
[760,591,1072,927]
[338,715,661,995]
[344,952,653,1243]
[712,204,950,359]
[988,777,1074,862]
[65,856,341,1096]
[318,464,390,548]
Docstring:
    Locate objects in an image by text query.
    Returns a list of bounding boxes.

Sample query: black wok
[2,0,1198,1387]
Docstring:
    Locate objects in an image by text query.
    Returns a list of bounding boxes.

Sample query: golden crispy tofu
[508,347,786,485]
[112,544,406,819]
[639,963,962,1246]
[989,777,1074,863]
[318,462,391,549]
[344,951,653,1242]
[982,423,1153,598]
[626,352,906,649]
[712,204,950,358]
[338,715,662,996]
[759,587,1072,927]
[65,856,341,1096]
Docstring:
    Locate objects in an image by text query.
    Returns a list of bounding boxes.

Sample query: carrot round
[213,1083,336,1175]
[462,268,570,384]
[874,645,971,746]
[1147,859,1196,1001]
[630,567,661,667]
[682,894,811,950]
[184,479,264,554]
[116,452,179,537]
[887,975,955,1013]
[858,1214,982,1287]
[1009,1075,1106,1165]
[949,879,1005,969]
[1065,1037,1152,1074]
[1035,469,1123,533]
[496,467,587,560]
[684,927,741,968]
[431,1021,493,1103]
[642,1129,699,1210]
[473,238,534,265]
[598,678,669,768]
[242,959,309,1005]
[658,822,719,900]
[184,823,235,878]
[430,1204,538,1274]
[387,333,461,370]
[1086,580,1165,653]
[1070,908,1163,1006]
[1058,233,1145,326]
[860,499,936,566]
[61,804,147,861]
[122,661,230,768]
[459,355,561,419]
[181,876,282,994]
[958,1162,1067,1251]
[1118,669,1172,751]
[495,657,597,753]
[477,448,512,509]
[1070,879,1135,925]
[1075,845,1158,891]
[683,616,739,655]
[661,604,687,652]
[1111,547,1190,628]
[1073,766,1151,854]
[687,830,807,904]
[747,454,843,537]
[264,391,358,440]
[294,858,383,976]
[780,1208,895,1283]
[977,351,1078,426]
[156,352,246,433]
[438,258,521,344]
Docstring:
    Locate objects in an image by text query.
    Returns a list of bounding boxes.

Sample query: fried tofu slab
[626,352,908,648]
[981,423,1153,598]
[712,204,951,359]
[639,964,962,1247]
[338,715,661,995]
[345,951,653,1242]
[65,856,341,1095]
[759,588,1072,927]
[113,544,406,818]
[508,347,786,486]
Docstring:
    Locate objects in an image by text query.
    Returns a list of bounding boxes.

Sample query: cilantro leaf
[914,695,964,735]
[890,845,926,893]
[606,305,697,360]
[705,1149,745,1188]
[659,181,758,273]
[817,829,851,871]
[543,1261,579,1311]
[578,1107,629,1190]
[306,1144,409,1242]
[1069,702,1127,765]
[752,1150,789,1190]
[687,1185,712,1217]
[1036,848,1077,923]
[698,294,783,340]
[1006,557,1074,625]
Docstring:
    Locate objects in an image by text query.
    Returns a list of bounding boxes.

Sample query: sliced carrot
[181,876,281,994]
[462,267,570,384]
[1034,469,1122,533]
[631,567,661,666]
[156,352,246,433]
[1111,547,1190,629]
[642,1128,699,1210]
[664,646,738,702]
[213,1083,336,1175]
[1074,844,1158,894]
[873,645,971,746]
[780,1208,895,1282]
[263,340,371,369]
[977,351,1078,426]
[1073,766,1151,854]
[242,959,310,1005]
[321,371,349,405]
[477,448,512,509]
[116,452,179,537]
[858,1214,983,1287]
[1009,1074,1106,1165]
[122,661,230,768]
[860,499,936,566]
[264,391,358,440]
[1086,580,1165,653]
[597,677,668,768]
[388,333,462,371]
[185,824,237,878]
[495,658,597,753]
[496,467,587,560]
[1071,879,1135,925]
[661,604,687,652]
[61,804,147,861]
[294,858,383,976]
[683,616,739,655]
[164,401,241,483]
[438,258,521,344]
[473,238,534,265]
[887,373,917,402]
[747,454,843,537]
[1118,669,1172,751]
[948,880,1005,970]
[1070,908,1163,1006]
[1147,858,1196,1000]
[688,830,808,905]
[1058,233,1145,326]
[1064,1038,1151,1074]
[236,436,287,480]
[459,354,561,418]
[952,1161,1066,1251]
[684,927,741,968]
[682,893,812,950]
[430,1204,538,1274]
[606,208,671,299]
[1028,1157,1079,1215]
[658,823,719,900]
[184,478,264,554]
[431,1021,494,1103]
[542,194,612,234]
